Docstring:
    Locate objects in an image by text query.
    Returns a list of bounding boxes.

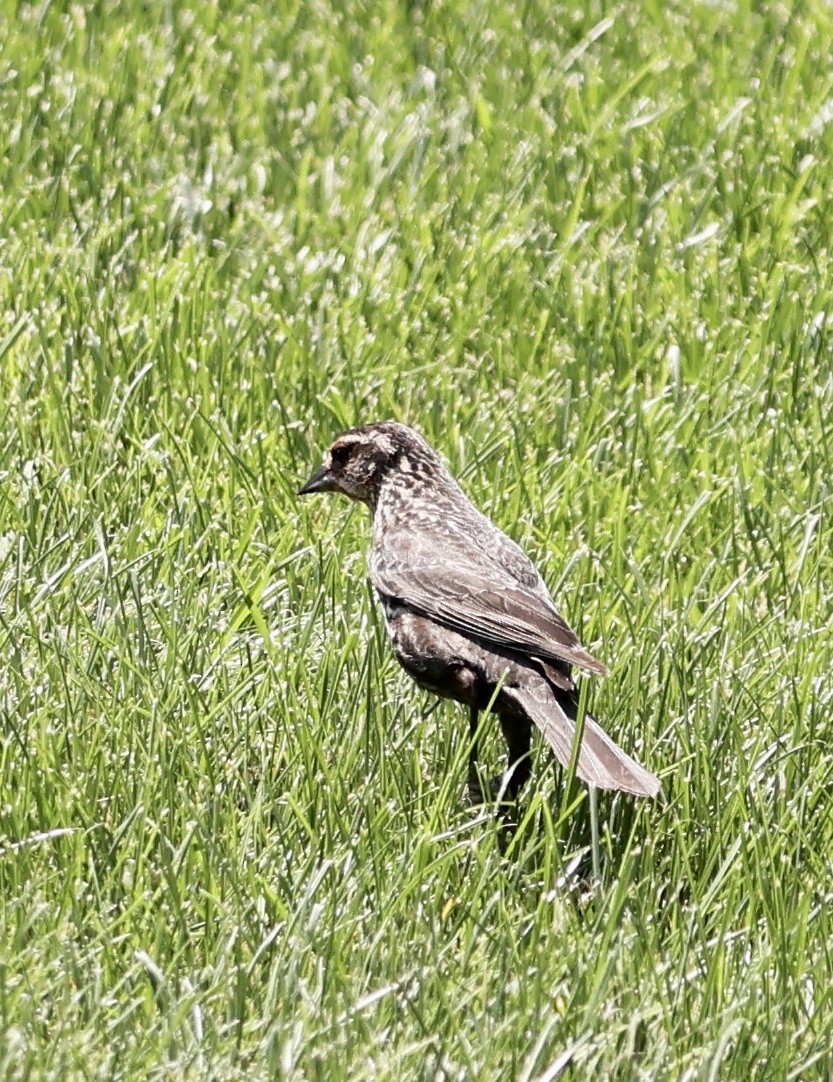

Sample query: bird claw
[465,776,488,806]
[466,771,513,807]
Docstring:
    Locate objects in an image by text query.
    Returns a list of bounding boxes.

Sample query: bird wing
[370,531,607,675]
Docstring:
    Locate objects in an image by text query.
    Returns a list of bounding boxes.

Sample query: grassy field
[2,0,833,1077]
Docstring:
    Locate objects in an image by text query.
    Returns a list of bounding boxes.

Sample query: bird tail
[504,683,660,798]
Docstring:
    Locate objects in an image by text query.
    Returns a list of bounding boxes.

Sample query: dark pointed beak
[298,463,338,496]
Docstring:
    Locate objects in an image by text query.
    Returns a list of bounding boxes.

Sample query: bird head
[298,421,437,506]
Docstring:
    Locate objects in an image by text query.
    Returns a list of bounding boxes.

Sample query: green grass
[2,0,833,1076]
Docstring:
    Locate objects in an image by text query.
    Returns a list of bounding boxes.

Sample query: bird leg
[499,716,532,800]
[467,705,483,804]
[466,707,532,806]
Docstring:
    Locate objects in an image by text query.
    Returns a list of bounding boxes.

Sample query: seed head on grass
[299,421,660,804]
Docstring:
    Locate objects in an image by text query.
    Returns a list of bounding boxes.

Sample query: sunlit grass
[1,0,833,1077]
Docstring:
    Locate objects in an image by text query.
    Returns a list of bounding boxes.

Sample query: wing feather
[370,531,607,676]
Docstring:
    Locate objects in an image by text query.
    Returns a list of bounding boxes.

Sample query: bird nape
[298,421,660,803]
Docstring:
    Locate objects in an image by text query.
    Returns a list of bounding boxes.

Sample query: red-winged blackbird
[299,421,660,801]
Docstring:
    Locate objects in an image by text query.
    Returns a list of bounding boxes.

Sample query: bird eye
[331,444,352,466]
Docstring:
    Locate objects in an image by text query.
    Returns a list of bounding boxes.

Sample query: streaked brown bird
[299,421,660,801]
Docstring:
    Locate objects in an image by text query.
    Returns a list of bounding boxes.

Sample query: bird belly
[380,603,482,706]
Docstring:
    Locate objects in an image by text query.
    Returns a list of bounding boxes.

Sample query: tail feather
[504,684,660,798]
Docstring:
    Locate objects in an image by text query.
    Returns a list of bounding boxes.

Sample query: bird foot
[466,771,515,807]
